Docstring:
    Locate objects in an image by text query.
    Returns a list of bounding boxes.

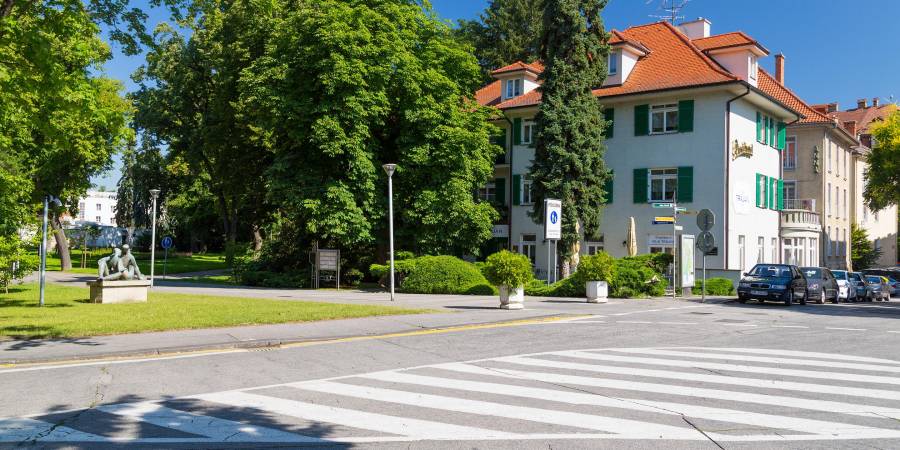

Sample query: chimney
[857,98,868,109]
[775,54,785,85]
[843,121,857,136]
[872,97,880,108]
[677,17,711,39]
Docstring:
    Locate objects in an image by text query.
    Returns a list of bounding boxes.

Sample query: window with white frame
[843,228,847,256]
[826,226,832,256]
[843,188,847,218]
[826,183,831,216]
[738,235,746,272]
[782,136,797,169]
[95,216,101,223]
[783,181,797,208]
[650,104,678,134]
[608,51,618,75]
[519,234,537,265]
[757,236,765,263]
[522,120,535,144]
[809,238,817,265]
[649,168,677,202]
[585,235,604,255]
[771,237,777,263]
[477,182,495,202]
[835,185,840,218]
[827,141,832,172]
[749,56,758,80]
[505,78,523,98]
[521,175,534,205]
[96,203,102,211]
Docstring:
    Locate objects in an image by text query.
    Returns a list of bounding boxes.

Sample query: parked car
[830,270,856,302]
[862,269,900,297]
[864,275,890,301]
[799,267,839,304]
[737,264,807,306]
[848,272,867,301]
[887,277,899,298]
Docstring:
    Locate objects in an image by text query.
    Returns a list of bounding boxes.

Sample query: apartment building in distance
[477,18,804,280]
[827,98,899,267]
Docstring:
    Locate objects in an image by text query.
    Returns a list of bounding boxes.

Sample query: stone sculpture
[97,248,121,278]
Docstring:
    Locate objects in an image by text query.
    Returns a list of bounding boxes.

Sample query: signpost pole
[702,252,707,303]
[553,240,557,284]
[546,239,552,286]
[163,247,168,280]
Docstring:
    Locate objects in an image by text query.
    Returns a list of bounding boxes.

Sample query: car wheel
[817,292,825,304]
[799,290,807,305]
[832,290,839,304]
[738,296,747,304]
[784,290,793,306]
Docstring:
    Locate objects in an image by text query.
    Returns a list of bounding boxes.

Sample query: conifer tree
[528,0,611,275]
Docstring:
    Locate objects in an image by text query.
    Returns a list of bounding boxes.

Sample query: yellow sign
[732,139,753,160]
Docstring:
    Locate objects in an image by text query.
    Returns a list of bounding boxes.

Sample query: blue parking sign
[161,236,173,249]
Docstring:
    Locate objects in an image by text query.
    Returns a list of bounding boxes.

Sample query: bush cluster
[524,251,667,298]
[369,255,495,295]
[696,277,735,295]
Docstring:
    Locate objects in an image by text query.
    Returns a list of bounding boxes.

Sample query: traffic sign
[652,203,674,208]
[544,199,562,240]
[675,207,687,213]
[697,209,715,231]
[160,236,173,249]
[675,225,683,231]
[652,216,675,225]
[697,231,716,254]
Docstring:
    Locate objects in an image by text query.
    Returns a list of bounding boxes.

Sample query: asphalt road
[2,298,900,449]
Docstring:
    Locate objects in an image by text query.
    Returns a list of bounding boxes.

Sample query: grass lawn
[0,283,431,339]
[165,275,235,285]
[39,249,229,275]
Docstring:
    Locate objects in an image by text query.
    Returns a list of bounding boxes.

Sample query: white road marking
[721,323,757,327]
[889,331,900,334]
[356,370,900,436]
[772,325,809,328]
[676,347,900,364]
[560,350,900,385]
[825,327,868,331]
[655,322,698,325]
[292,380,703,439]
[616,321,653,324]
[98,402,323,443]
[441,361,900,419]
[608,348,900,373]
[193,391,519,440]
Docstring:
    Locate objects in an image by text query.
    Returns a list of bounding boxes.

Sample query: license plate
[751,290,768,296]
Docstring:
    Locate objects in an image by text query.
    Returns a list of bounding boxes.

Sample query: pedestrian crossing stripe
[4,347,900,444]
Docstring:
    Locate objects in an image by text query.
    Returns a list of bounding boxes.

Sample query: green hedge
[696,277,735,295]
[369,255,494,295]
[524,251,667,298]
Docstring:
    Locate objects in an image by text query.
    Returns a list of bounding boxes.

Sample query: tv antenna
[648,0,690,24]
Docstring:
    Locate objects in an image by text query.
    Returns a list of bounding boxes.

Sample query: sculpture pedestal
[87,280,151,304]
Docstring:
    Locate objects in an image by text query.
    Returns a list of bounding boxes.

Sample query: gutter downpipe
[725,85,752,271]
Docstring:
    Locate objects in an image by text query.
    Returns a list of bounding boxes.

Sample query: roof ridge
[658,21,737,80]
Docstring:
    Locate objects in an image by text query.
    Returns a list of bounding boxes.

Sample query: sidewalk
[2,273,733,365]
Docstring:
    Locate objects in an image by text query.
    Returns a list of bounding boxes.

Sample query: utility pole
[382,164,397,301]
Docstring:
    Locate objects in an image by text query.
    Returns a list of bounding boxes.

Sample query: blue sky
[93,0,900,189]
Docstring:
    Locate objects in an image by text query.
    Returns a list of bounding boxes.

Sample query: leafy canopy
[864,111,900,211]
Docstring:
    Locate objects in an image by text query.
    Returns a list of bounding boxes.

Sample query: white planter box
[499,285,525,310]
[586,281,608,303]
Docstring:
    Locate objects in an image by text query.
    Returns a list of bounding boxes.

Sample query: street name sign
[544,199,562,240]
[652,203,673,208]
[652,216,674,225]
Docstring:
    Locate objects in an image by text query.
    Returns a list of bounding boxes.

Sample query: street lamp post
[382,164,397,301]
[39,195,61,307]
[149,189,160,287]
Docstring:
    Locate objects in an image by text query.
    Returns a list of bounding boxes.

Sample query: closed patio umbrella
[627,217,637,257]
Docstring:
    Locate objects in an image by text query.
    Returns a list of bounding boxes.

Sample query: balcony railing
[781,209,821,233]
[783,198,816,211]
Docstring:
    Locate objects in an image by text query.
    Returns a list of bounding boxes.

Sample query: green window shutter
[633,168,648,203]
[494,177,506,206]
[512,174,521,205]
[777,122,786,150]
[676,166,693,203]
[513,118,522,145]
[603,108,615,138]
[756,112,763,142]
[634,104,649,136]
[768,117,775,147]
[778,180,784,211]
[678,100,694,132]
[603,170,614,204]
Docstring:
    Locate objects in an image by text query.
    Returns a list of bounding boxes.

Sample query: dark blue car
[737,264,808,306]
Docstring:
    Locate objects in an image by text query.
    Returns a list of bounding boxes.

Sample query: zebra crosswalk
[4,347,900,445]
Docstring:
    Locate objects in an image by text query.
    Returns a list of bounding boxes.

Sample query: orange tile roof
[491,61,543,76]
[830,104,897,134]
[609,30,650,53]
[475,22,741,109]
[755,69,830,124]
[692,31,767,53]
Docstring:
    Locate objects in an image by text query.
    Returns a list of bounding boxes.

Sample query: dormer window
[608,51,618,75]
[505,78,523,98]
[749,56,758,80]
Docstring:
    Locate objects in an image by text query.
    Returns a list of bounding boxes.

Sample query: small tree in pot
[575,252,616,303]
[483,250,534,309]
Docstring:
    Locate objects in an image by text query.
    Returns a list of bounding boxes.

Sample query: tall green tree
[455,0,544,77]
[528,0,611,275]
[863,111,900,211]
[850,223,883,271]
[243,0,500,257]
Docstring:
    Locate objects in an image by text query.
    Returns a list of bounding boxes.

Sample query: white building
[74,191,118,227]
[476,19,807,280]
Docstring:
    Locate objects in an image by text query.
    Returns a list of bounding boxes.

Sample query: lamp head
[382,164,397,177]
[47,196,62,208]
[149,189,161,199]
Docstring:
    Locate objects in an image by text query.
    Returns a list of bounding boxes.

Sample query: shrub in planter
[483,251,534,309]
[574,252,616,302]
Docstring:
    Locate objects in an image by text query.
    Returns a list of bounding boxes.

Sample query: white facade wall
[76,191,118,226]
[499,89,785,279]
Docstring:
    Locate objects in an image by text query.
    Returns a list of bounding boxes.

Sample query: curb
[0,314,586,368]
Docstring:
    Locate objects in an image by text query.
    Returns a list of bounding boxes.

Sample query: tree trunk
[0,0,15,18]
[251,224,263,252]
[50,216,72,271]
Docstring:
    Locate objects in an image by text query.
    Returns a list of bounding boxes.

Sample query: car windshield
[849,273,862,281]
[832,271,847,280]
[866,276,882,283]
[748,265,791,277]
[800,268,823,279]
